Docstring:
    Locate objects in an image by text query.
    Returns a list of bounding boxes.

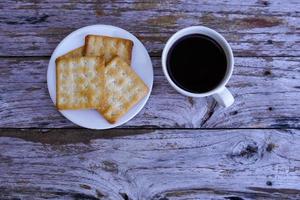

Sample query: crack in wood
[4,14,49,25]
[96,189,105,198]
[247,187,300,194]
[0,129,153,144]
[151,187,297,199]
[120,192,129,200]
[200,101,217,127]
[79,184,92,190]
[225,197,244,200]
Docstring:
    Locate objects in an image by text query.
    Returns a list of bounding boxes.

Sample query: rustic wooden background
[0,0,299,199]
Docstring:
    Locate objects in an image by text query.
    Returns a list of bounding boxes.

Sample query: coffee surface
[167,34,227,93]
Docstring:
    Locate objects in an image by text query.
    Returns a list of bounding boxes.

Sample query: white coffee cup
[162,26,234,107]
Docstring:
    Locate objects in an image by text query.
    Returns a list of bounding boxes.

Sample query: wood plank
[0,56,299,128]
[1,129,300,199]
[0,0,299,56]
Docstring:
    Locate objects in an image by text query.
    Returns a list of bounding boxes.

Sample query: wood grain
[0,0,299,56]
[1,1,300,199]
[1,129,300,199]
[0,56,299,128]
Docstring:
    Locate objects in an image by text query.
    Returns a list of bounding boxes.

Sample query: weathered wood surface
[0,0,299,128]
[1,56,299,128]
[1,0,300,199]
[1,129,300,200]
[0,0,299,57]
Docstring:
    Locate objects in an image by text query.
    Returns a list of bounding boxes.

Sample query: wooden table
[1,1,299,199]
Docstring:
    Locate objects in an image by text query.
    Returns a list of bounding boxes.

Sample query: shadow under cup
[166,33,228,94]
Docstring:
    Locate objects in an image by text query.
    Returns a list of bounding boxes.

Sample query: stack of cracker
[56,35,149,123]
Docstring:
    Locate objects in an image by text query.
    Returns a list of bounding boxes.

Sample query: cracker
[56,56,104,110]
[84,35,133,64]
[57,46,84,60]
[98,57,149,123]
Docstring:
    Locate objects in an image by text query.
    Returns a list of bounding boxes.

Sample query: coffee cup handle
[212,87,234,107]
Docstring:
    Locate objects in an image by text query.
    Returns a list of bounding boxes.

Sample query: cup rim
[162,26,234,97]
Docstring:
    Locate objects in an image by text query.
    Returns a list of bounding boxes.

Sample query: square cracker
[84,35,133,64]
[57,46,84,60]
[56,56,104,110]
[98,57,149,123]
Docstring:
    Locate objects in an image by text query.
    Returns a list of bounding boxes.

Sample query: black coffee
[167,34,227,93]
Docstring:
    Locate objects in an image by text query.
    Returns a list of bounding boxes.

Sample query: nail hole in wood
[230,111,238,115]
[266,181,273,186]
[264,70,272,76]
[263,1,270,6]
[268,107,273,111]
[267,39,273,44]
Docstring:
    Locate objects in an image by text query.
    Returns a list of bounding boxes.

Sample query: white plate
[47,25,153,129]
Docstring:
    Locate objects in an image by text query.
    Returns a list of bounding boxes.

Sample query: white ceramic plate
[47,24,153,129]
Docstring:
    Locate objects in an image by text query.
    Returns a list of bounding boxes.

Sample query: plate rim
[47,24,153,129]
